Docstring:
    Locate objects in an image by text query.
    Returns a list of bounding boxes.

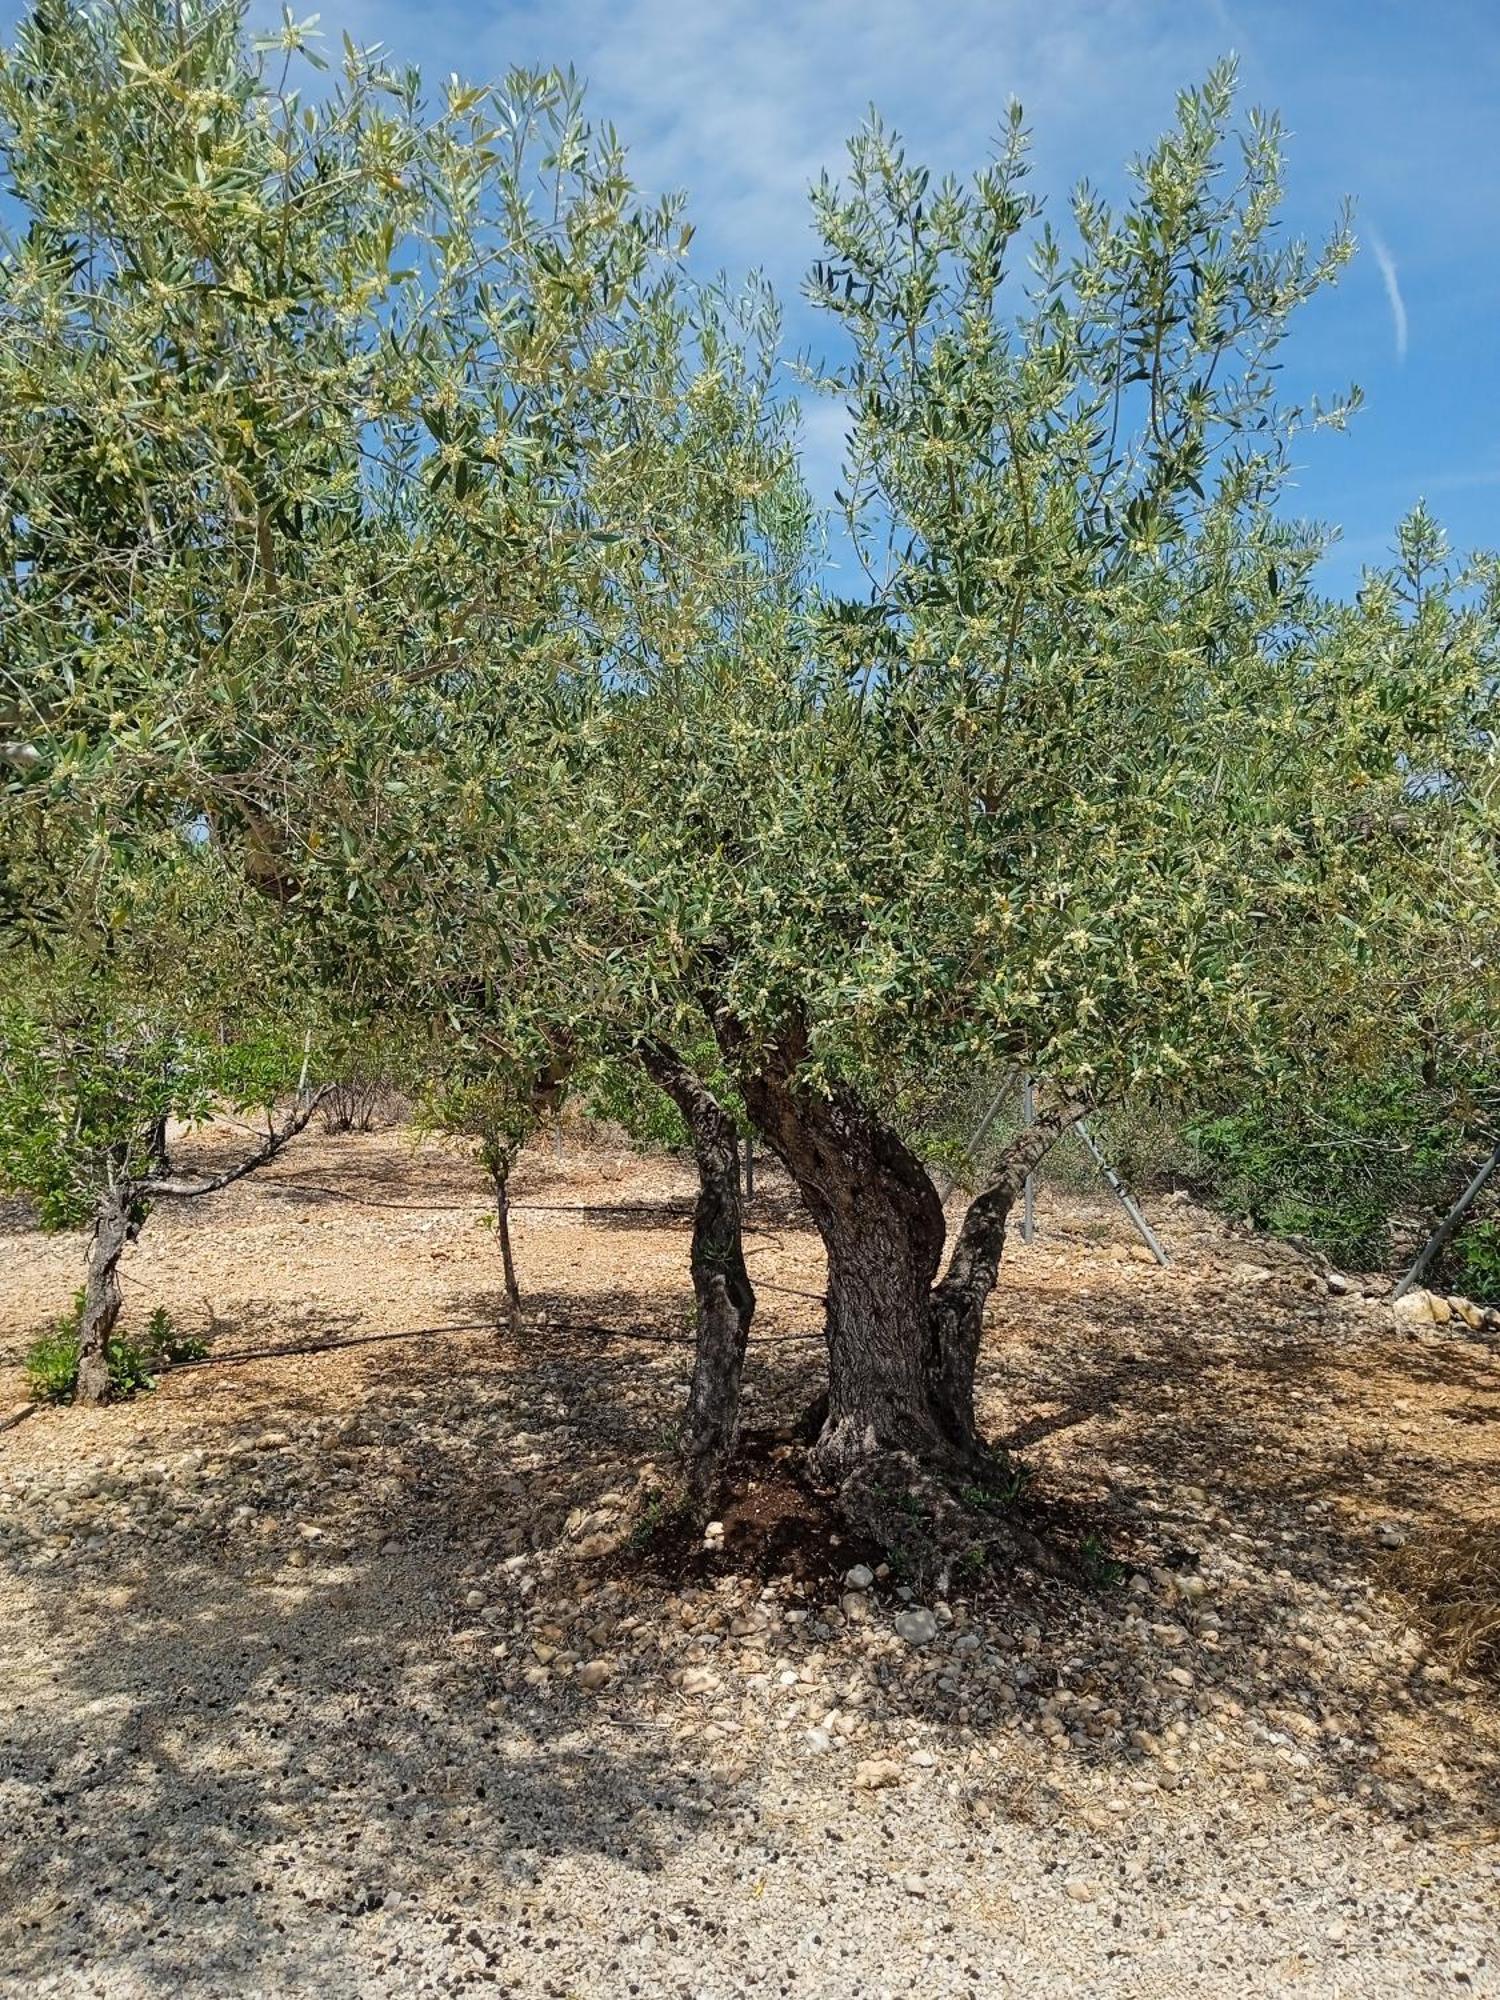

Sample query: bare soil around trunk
[1,1125,1497,1997]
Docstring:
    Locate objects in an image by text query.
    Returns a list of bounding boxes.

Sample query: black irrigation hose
[255,1179,797,1242]
[165,1311,824,1372]
[262,1181,702,1220]
[169,1320,501,1368]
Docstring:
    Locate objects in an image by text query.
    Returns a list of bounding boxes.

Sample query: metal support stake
[1392,1143,1500,1301]
[1073,1116,1169,1266]
[1020,1075,1037,1245]
[932,1079,1012,1204]
[743,1133,755,1201]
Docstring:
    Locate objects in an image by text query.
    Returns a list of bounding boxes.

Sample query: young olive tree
[0,4,798,1467]
[418,1037,575,1334]
[0,954,324,1404]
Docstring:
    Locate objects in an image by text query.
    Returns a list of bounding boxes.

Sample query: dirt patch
[597,1427,882,1592]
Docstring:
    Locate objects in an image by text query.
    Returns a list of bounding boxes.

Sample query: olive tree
[0,2,798,1451]
[584,72,1497,1523]
[0,931,325,1404]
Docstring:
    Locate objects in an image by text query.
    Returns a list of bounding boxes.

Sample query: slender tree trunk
[146,1110,170,1178]
[495,1166,520,1331]
[480,1141,521,1334]
[75,1186,136,1407]
[638,1042,755,1514]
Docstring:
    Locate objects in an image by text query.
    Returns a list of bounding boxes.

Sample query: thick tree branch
[143,1086,332,1200]
[935,1095,1092,1308]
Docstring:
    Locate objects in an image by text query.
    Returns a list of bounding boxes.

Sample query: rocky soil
[1,1126,1497,1997]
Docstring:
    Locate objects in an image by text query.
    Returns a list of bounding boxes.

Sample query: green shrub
[1452,1219,1500,1304]
[1184,1073,1468,1270]
[22,1291,165,1403]
[143,1305,207,1365]
[104,1338,156,1397]
[24,1295,86,1403]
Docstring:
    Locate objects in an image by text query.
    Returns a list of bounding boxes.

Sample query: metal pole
[1392,1143,1500,1301]
[743,1133,755,1201]
[1020,1075,1036,1245]
[932,1079,1013,1203]
[1073,1116,1169,1266]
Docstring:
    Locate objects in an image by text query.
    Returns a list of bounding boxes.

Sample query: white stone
[853,1757,903,1791]
[894,1607,938,1646]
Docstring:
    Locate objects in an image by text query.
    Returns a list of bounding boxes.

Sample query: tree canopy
[2,4,1496,1502]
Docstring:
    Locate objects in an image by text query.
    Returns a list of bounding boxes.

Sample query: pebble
[894,1607,938,1646]
[854,1758,904,1791]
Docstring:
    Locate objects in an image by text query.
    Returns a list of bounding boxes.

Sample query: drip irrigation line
[163,1309,824,1373]
[169,1320,500,1368]
[261,1180,702,1219]
[252,1179,792,1237]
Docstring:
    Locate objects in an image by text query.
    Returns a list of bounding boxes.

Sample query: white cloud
[326,0,1223,309]
[1369,229,1409,363]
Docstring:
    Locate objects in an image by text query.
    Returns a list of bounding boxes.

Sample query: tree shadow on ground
[0,1351,741,1993]
[4,1217,1499,1991]
[984,1265,1500,1834]
[427,1268,1500,1841]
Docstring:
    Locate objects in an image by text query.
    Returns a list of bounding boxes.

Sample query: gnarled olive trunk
[718,1015,1081,1485]
[638,1041,755,1514]
[735,1047,959,1479]
[75,1187,137,1407]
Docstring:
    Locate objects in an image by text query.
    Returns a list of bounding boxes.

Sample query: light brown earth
[1,1123,1497,1997]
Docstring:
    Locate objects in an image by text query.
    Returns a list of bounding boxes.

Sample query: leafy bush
[1452,1219,1500,1304]
[143,1305,208,1365]
[22,1292,172,1403]
[104,1338,157,1398]
[23,1300,86,1404]
[1184,1071,1470,1270]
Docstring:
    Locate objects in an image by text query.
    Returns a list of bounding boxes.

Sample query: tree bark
[74,1186,137,1406]
[724,1021,954,1479]
[714,1011,1085,1485]
[482,1142,522,1333]
[926,1103,1085,1447]
[637,1041,755,1514]
[144,1086,330,1198]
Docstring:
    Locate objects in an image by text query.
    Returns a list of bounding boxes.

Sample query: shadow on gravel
[0,1362,739,1991]
[5,1192,1500,1992]
[987,1271,1500,1838]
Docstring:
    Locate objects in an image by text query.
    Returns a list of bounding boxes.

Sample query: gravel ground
[1,1128,1497,1997]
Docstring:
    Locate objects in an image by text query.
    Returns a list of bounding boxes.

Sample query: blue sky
[14,0,1500,593]
[311,0,1496,595]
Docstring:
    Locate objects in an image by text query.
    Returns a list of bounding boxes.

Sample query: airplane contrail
[1369,229,1409,362]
